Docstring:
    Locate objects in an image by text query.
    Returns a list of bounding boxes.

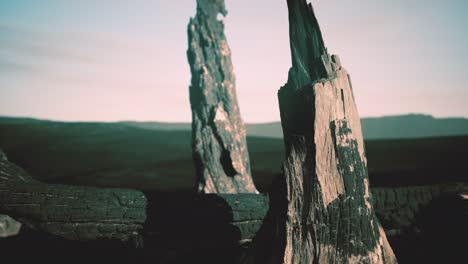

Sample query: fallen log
[2,149,465,246]
[2,149,467,264]
[0,150,147,243]
[0,150,269,246]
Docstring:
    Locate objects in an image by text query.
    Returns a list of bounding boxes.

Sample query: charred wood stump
[0,149,269,248]
[248,1,398,263]
[187,0,257,194]
[0,150,147,244]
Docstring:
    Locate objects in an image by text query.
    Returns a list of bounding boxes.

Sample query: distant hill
[361,114,468,139]
[2,114,468,139]
[119,121,191,131]
[245,114,468,139]
[121,114,468,139]
[118,121,283,138]
[0,117,466,192]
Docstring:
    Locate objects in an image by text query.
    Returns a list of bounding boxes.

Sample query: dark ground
[0,120,466,191]
[0,119,467,263]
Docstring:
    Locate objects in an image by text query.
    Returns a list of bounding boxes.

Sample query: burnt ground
[0,121,467,263]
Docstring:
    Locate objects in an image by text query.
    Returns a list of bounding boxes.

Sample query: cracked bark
[246,1,398,263]
[0,149,269,245]
[372,183,467,232]
[0,150,147,243]
[187,0,257,194]
[1,146,463,255]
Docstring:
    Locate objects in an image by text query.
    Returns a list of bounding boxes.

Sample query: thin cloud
[0,23,96,65]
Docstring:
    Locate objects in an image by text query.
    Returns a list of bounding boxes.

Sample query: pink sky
[1,0,467,122]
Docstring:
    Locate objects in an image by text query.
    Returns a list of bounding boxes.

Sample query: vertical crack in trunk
[246,1,398,263]
[187,0,258,194]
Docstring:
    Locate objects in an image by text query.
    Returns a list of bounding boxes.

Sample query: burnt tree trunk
[0,149,269,245]
[0,150,147,243]
[187,0,257,193]
[261,1,398,263]
[2,148,465,262]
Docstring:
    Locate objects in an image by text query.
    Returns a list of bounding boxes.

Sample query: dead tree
[0,149,268,247]
[1,2,400,263]
[249,1,397,263]
[187,0,258,193]
[0,150,147,243]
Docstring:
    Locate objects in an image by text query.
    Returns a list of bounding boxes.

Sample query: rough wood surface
[267,1,397,263]
[0,150,147,243]
[372,183,468,233]
[2,148,465,262]
[0,150,268,245]
[187,0,257,193]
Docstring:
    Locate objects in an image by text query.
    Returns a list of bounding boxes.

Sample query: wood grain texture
[262,1,398,263]
[187,0,257,193]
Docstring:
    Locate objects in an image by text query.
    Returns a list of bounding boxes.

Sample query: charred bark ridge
[2,150,465,264]
[269,0,397,263]
[187,0,257,193]
[0,150,147,244]
[0,149,269,247]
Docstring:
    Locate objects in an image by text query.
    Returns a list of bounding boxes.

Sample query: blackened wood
[187,0,257,193]
[264,1,397,263]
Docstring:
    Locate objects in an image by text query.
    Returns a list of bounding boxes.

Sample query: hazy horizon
[2,112,468,124]
[1,0,467,122]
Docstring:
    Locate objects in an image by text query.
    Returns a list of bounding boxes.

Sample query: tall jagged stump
[187,0,257,193]
[275,1,397,263]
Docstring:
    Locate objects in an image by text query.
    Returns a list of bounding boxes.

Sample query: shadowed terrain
[0,117,467,263]
[114,114,468,140]
[0,117,466,192]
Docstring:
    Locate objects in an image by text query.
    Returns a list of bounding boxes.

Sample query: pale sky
[1,0,467,122]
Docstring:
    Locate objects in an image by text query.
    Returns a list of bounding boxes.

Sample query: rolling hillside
[0,117,466,192]
[3,114,468,140]
[124,114,468,139]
